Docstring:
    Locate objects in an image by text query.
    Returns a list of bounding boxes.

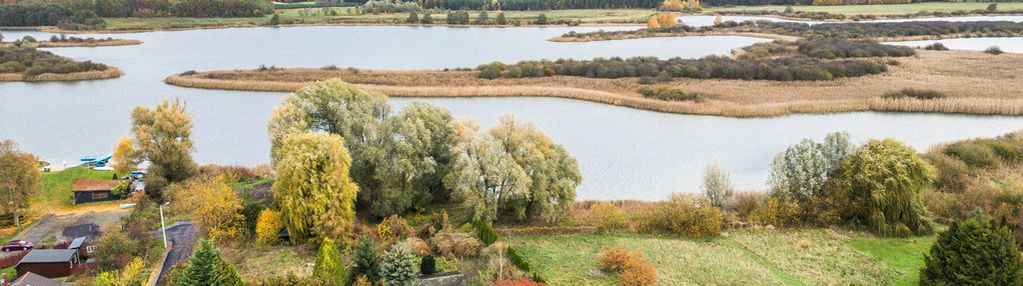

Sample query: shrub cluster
[882,88,946,100]
[751,21,1023,40]
[364,0,422,13]
[0,46,109,77]
[598,247,657,286]
[637,86,705,102]
[636,194,722,238]
[797,38,915,59]
[479,56,886,81]
[924,42,949,51]
[0,0,272,27]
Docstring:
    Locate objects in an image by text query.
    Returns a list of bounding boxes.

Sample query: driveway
[156,221,197,285]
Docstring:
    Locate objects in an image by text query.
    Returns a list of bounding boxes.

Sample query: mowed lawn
[705,2,1023,15]
[37,166,115,211]
[507,229,935,286]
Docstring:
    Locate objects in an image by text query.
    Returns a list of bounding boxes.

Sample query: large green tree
[489,115,580,223]
[372,102,456,217]
[271,132,359,243]
[130,99,198,201]
[921,211,1023,286]
[444,120,530,223]
[268,79,390,211]
[769,132,852,202]
[828,138,934,236]
[0,140,40,227]
[178,240,243,286]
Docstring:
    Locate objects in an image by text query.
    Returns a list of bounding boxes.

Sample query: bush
[945,142,1000,169]
[620,260,658,286]
[924,43,949,51]
[637,86,705,102]
[472,219,500,245]
[587,202,628,232]
[447,10,470,24]
[921,211,1023,285]
[255,209,283,245]
[429,232,482,258]
[599,247,635,273]
[506,246,531,272]
[748,196,800,227]
[797,38,915,59]
[924,153,971,192]
[377,215,415,247]
[637,193,722,237]
[985,46,1005,55]
[882,88,945,100]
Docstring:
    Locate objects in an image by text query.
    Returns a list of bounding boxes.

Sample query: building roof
[11,272,59,286]
[71,180,119,192]
[17,249,76,265]
[68,237,87,250]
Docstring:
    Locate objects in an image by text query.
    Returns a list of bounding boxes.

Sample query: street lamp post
[160,202,170,249]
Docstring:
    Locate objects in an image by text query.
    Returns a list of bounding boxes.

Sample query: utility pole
[160,202,169,248]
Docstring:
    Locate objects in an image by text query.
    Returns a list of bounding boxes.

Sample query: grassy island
[0,45,122,81]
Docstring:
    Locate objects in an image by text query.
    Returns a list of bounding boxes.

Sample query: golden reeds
[33,39,142,48]
[0,67,123,82]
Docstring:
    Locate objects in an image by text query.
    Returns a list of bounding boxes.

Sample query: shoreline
[23,22,645,35]
[0,39,142,48]
[163,50,1023,118]
[0,68,123,82]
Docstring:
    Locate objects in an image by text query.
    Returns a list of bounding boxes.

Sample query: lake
[677,15,1023,27]
[887,37,1023,53]
[1,25,1020,200]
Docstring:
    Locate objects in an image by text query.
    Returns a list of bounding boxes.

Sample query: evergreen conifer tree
[921,211,1023,286]
[178,240,243,286]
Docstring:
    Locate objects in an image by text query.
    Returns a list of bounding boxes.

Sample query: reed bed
[165,50,1023,117]
[549,31,801,42]
[33,39,142,48]
[0,67,122,82]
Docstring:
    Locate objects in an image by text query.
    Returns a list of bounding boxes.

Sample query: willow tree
[769,132,853,203]
[130,99,198,201]
[268,79,390,210]
[489,115,580,223]
[0,140,40,227]
[271,132,359,243]
[372,102,456,217]
[828,139,934,237]
[444,120,530,223]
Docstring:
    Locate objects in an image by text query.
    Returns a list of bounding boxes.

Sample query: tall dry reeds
[0,68,122,82]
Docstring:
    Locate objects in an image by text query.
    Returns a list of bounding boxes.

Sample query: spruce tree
[350,235,381,283]
[313,237,348,284]
[921,211,1023,286]
[178,240,243,286]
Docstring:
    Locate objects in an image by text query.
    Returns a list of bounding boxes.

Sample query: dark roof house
[15,249,79,279]
[71,180,122,204]
[10,271,60,286]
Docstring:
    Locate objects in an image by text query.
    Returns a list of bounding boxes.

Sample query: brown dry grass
[0,68,122,82]
[165,50,1023,117]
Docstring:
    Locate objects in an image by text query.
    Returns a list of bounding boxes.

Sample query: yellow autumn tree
[713,14,723,26]
[173,175,245,243]
[656,13,678,28]
[659,0,685,11]
[111,136,138,178]
[647,16,660,29]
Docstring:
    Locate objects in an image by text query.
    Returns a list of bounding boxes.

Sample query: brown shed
[72,180,122,204]
[15,249,78,279]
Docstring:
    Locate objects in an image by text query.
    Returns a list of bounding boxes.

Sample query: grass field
[221,244,315,284]
[506,230,935,286]
[705,2,1023,15]
[36,166,115,211]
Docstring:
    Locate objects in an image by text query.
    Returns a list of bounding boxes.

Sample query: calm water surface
[0,25,1020,200]
[678,15,1023,26]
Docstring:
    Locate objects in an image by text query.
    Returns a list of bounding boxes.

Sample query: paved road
[156,221,197,285]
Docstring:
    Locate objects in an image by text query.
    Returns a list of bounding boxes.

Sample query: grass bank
[30,39,142,48]
[36,166,116,211]
[0,67,122,82]
[165,50,1023,117]
[705,2,1023,16]
[506,230,934,285]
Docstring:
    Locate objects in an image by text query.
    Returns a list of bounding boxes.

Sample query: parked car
[2,240,32,252]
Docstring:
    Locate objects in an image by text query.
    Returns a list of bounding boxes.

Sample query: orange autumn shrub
[599,247,635,273]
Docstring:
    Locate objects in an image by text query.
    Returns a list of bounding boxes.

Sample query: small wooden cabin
[71,180,121,204]
[15,249,78,279]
